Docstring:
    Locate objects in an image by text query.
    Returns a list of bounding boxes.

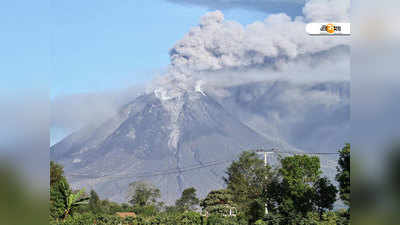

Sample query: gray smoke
[169,10,349,73]
[150,5,349,100]
[51,85,144,143]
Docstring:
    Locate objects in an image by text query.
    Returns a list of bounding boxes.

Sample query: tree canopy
[336,143,350,207]
[224,151,275,223]
[127,181,161,207]
[175,187,200,212]
[268,154,338,224]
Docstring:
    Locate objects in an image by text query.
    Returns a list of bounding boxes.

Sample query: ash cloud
[169,10,349,73]
[51,85,144,143]
[153,6,350,98]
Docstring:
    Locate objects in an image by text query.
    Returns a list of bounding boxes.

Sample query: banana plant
[60,182,89,219]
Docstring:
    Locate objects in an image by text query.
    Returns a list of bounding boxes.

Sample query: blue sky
[49,0,268,98]
[0,0,51,93]
[1,0,269,98]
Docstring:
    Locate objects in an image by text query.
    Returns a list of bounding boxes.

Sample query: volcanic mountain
[50,80,349,203]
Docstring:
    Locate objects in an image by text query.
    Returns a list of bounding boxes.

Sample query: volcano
[50,80,349,203]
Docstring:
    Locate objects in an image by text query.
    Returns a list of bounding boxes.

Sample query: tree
[201,189,236,216]
[127,181,160,207]
[50,161,70,219]
[336,143,350,207]
[313,177,337,216]
[175,187,200,211]
[272,154,337,219]
[89,190,102,214]
[224,151,275,223]
[50,161,66,186]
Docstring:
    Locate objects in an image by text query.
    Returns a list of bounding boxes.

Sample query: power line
[69,149,338,179]
[69,158,233,179]
[277,151,339,155]
[252,148,339,155]
[124,160,232,179]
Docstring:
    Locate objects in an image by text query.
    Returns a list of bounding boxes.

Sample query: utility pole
[255,148,277,215]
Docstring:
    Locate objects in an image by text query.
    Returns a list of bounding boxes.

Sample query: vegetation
[200,189,235,215]
[337,143,350,207]
[176,187,200,212]
[224,151,274,223]
[50,144,351,225]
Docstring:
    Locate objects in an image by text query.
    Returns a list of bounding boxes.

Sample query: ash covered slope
[51,90,288,203]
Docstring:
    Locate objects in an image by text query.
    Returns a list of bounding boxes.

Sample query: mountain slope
[51,90,290,203]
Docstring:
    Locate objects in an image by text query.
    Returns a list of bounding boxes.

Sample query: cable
[123,160,232,179]
[69,158,233,179]
[68,150,338,179]
[276,151,339,155]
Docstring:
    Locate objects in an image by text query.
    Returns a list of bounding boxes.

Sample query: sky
[1,0,327,145]
[0,0,51,93]
[49,0,269,97]
[0,0,270,98]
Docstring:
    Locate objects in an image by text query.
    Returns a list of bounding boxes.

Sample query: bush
[254,219,268,225]
[60,213,96,225]
[206,214,240,225]
[177,211,202,224]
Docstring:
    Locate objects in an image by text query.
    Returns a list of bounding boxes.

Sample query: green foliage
[313,177,337,215]
[133,204,160,217]
[175,187,200,212]
[280,155,321,183]
[164,205,180,214]
[62,185,90,218]
[262,211,345,225]
[336,143,350,207]
[201,189,236,216]
[53,213,122,225]
[50,146,350,225]
[50,161,70,219]
[254,219,268,225]
[127,181,161,207]
[206,214,241,225]
[224,151,275,223]
[88,190,102,214]
[50,180,69,219]
[177,211,202,224]
[50,161,89,220]
[51,161,66,186]
[62,213,98,225]
[272,155,337,217]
